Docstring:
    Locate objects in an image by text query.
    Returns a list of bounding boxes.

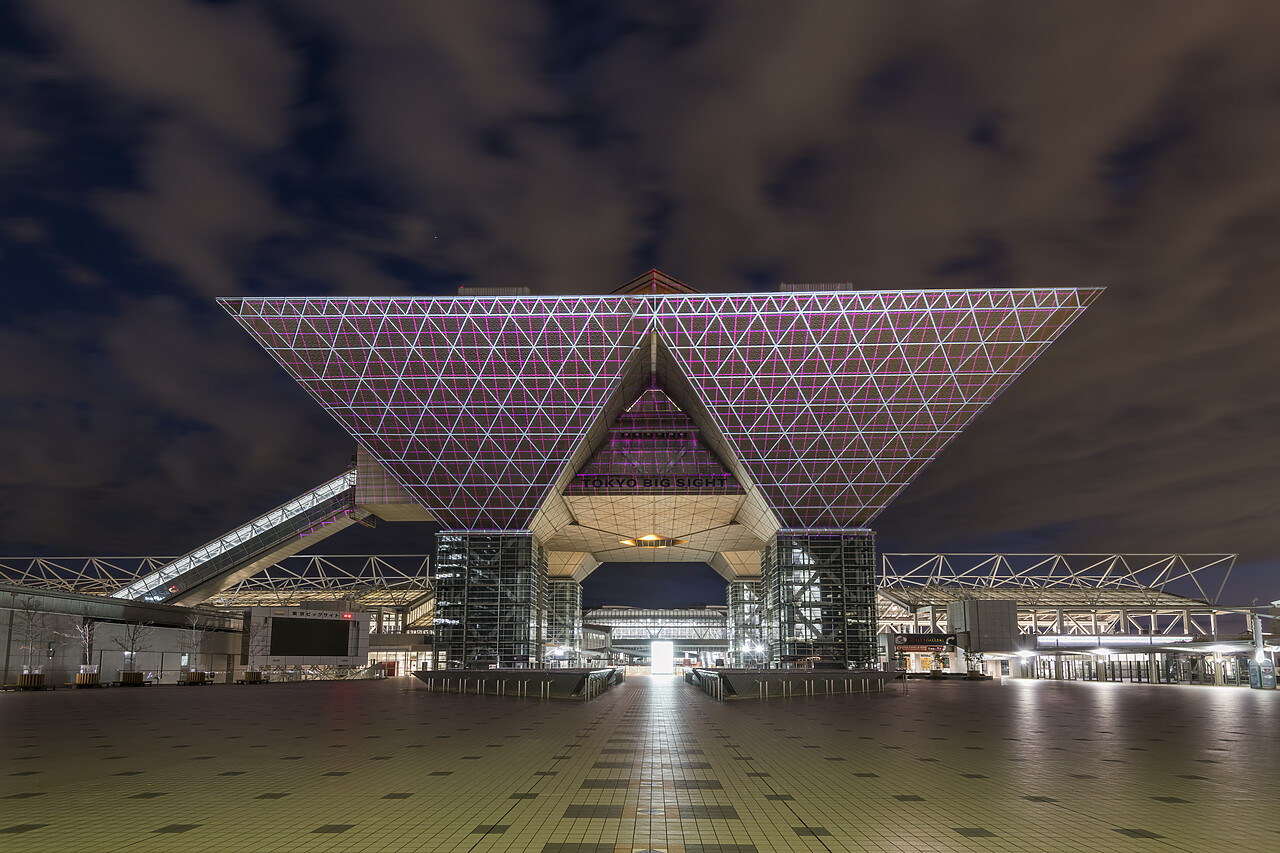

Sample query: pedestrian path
[2,674,1277,851]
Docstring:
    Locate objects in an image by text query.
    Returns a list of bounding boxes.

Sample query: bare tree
[176,615,206,670]
[65,609,97,667]
[13,596,52,674]
[114,622,153,673]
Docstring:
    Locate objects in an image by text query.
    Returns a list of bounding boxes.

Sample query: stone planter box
[120,671,147,686]
[18,672,45,689]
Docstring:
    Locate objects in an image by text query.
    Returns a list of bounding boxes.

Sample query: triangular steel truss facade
[879,553,1237,606]
[221,282,1101,530]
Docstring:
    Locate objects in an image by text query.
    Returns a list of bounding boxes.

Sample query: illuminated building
[116,270,1102,668]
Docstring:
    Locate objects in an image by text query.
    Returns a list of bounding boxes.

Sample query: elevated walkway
[111,471,369,606]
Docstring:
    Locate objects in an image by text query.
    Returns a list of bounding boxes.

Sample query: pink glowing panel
[225,296,648,529]
[655,289,1099,527]
[222,285,1100,530]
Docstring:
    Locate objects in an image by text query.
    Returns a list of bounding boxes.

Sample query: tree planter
[76,664,101,687]
[242,671,265,684]
[180,670,208,685]
[18,670,45,689]
[120,671,146,686]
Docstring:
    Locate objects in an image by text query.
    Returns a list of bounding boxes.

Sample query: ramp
[111,471,369,606]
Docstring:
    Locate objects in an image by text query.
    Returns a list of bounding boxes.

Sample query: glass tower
[763,530,876,668]
[433,532,545,668]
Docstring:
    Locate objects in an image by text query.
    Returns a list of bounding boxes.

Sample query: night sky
[2,3,1278,608]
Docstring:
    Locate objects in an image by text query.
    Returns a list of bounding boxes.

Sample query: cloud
[27,0,294,148]
[16,1,299,297]
[2,2,1280,591]
[96,125,297,296]
[0,296,350,554]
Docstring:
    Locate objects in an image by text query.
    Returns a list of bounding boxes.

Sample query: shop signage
[894,633,956,652]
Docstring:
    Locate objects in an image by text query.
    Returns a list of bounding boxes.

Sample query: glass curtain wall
[764,530,876,668]
[433,532,545,668]
[546,579,583,666]
[726,580,764,667]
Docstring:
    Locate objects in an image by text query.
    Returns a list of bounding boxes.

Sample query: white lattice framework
[879,553,1235,606]
[0,554,431,608]
[221,282,1100,530]
[0,556,170,595]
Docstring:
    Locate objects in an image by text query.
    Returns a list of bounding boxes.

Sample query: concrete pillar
[1055,608,1064,634]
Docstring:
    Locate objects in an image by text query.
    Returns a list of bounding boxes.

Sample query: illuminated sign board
[575,475,732,490]
[894,633,956,652]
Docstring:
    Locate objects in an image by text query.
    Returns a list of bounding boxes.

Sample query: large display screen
[270,617,351,657]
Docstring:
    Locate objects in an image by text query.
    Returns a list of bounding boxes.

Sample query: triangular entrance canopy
[567,385,741,495]
[221,275,1101,531]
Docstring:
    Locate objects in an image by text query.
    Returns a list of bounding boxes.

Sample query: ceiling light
[619,535,687,548]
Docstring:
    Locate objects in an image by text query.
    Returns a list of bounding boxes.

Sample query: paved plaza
[1,675,1276,852]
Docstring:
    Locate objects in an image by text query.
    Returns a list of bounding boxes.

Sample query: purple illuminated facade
[221,272,1101,667]
[222,283,1099,530]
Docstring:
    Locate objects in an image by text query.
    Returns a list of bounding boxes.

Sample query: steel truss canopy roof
[220,273,1101,530]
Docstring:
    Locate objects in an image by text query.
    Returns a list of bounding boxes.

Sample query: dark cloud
[1,2,1278,604]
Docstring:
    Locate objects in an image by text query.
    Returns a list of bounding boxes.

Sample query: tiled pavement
[1,675,1277,852]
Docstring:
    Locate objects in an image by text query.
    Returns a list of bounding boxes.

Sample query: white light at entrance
[651,640,674,675]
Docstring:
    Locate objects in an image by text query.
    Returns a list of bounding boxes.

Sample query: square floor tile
[793,827,830,836]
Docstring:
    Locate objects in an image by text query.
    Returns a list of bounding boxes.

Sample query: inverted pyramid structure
[221,279,1100,530]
